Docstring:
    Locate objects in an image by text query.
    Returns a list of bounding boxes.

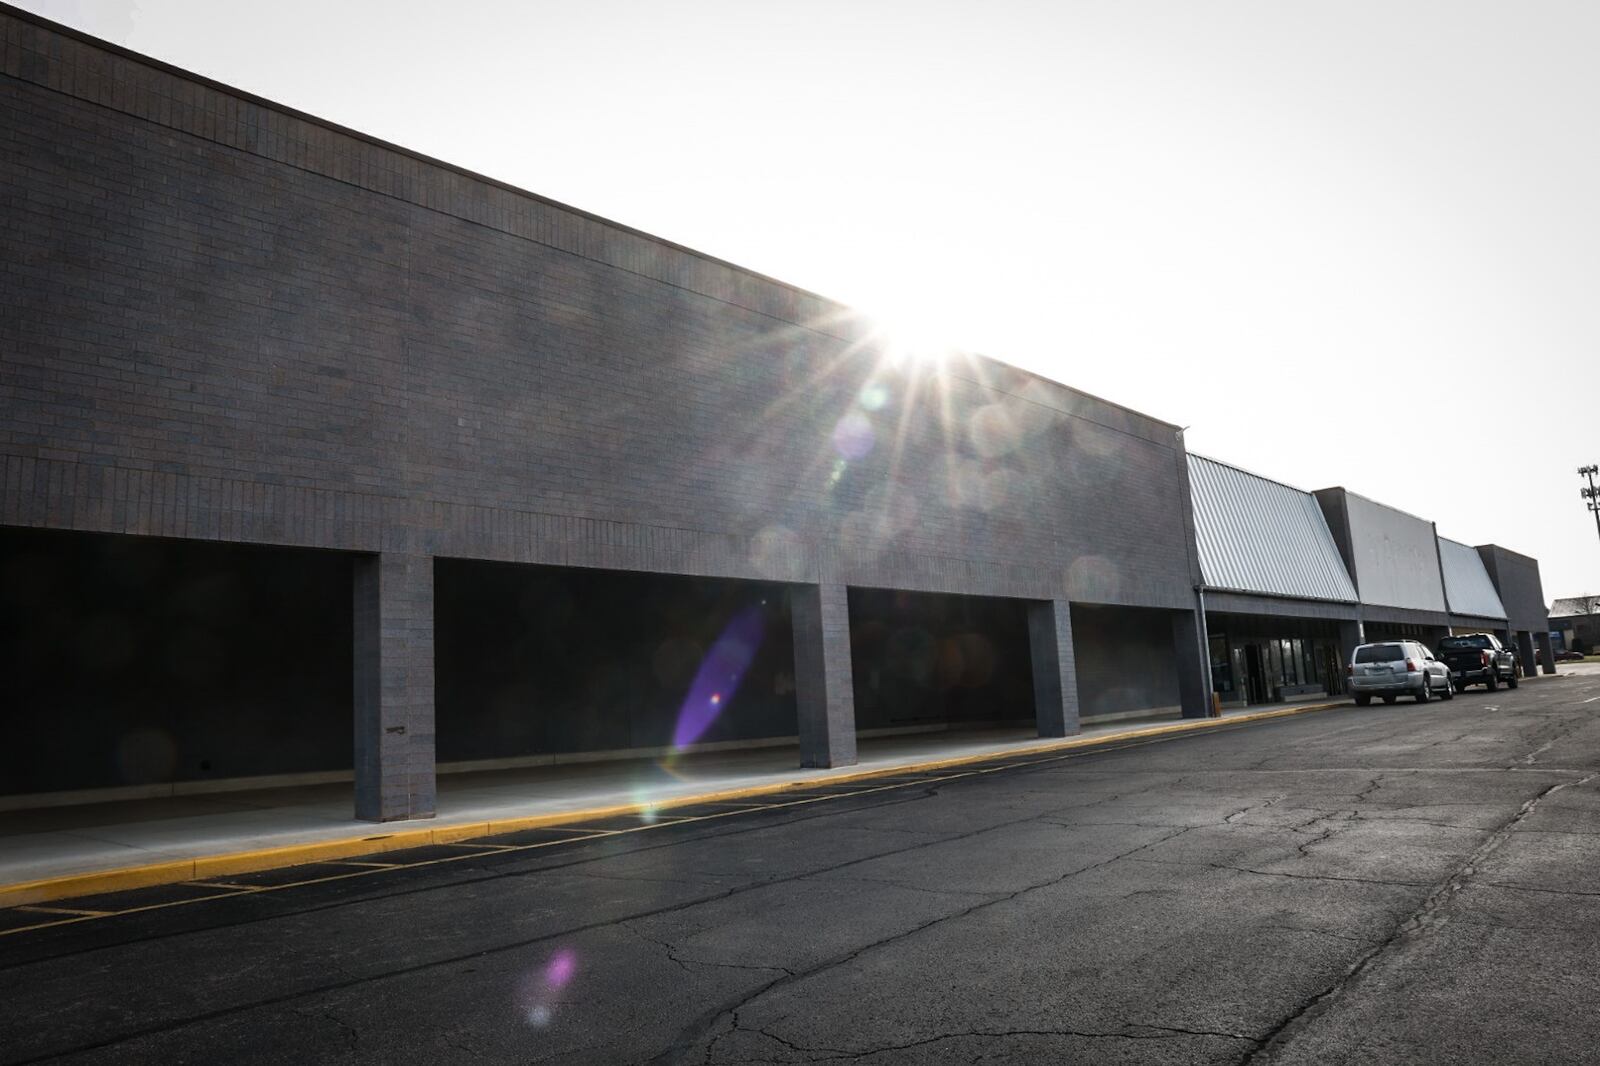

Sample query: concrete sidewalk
[0,701,1359,904]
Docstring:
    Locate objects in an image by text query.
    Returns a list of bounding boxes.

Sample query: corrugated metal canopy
[1189,455,1357,602]
[1438,537,1507,620]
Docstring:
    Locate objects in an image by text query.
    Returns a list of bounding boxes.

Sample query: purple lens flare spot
[546,948,577,989]
[832,412,876,460]
[671,606,765,750]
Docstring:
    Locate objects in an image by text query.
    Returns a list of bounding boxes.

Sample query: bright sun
[864,297,964,367]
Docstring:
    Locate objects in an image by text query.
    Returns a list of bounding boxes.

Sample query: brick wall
[0,8,1199,611]
[1476,545,1548,634]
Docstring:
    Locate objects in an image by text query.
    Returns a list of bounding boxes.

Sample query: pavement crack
[622,916,797,979]
[1476,881,1600,898]
[726,1019,1261,1063]
[1222,804,1255,824]
[291,1005,359,1061]
[622,922,697,976]
[1034,817,1200,834]
[445,1037,487,1061]
[812,873,1000,900]
[579,868,707,888]
[1507,714,1592,769]
[1125,856,1427,890]
[1241,769,1600,1064]
[1226,793,1288,823]
[1504,710,1593,768]
[653,824,1204,1064]
[1292,810,1358,859]
[1263,925,1383,945]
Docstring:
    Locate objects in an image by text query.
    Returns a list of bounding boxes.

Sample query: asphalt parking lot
[3,670,1598,1065]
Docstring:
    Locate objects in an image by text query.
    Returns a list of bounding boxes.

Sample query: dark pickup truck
[1436,633,1518,691]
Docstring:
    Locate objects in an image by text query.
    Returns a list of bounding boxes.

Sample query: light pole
[1582,465,1600,549]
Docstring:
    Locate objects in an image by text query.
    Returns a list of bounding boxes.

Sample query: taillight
[1346,664,1353,676]
[1406,659,1418,672]
[1481,650,1490,666]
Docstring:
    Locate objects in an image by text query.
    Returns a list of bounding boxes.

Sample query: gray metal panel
[1341,493,1448,613]
[1187,456,1358,602]
[1362,604,1452,627]
[1437,537,1507,620]
[1450,615,1510,631]
[1202,591,1361,621]
[1476,545,1550,633]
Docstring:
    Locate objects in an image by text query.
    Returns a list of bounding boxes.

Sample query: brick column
[792,582,857,768]
[1172,609,1210,718]
[1028,599,1080,738]
[1337,620,1365,667]
[1335,620,1364,696]
[1516,631,1538,678]
[353,552,436,821]
[1535,630,1557,675]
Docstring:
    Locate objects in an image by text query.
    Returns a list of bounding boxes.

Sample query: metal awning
[1438,536,1507,620]
[1188,455,1357,603]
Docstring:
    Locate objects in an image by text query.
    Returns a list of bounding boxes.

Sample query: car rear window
[1438,636,1490,651]
[1355,644,1406,663]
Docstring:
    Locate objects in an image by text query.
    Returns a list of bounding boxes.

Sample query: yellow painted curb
[0,699,1347,910]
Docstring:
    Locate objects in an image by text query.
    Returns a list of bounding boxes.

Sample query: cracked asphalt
[3,669,1599,1065]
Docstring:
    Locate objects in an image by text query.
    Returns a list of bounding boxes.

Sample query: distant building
[1550,596,1600,654]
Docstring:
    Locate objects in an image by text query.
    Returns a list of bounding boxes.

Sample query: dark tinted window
[1437,636,1491,651]
[1355,644,1406,663]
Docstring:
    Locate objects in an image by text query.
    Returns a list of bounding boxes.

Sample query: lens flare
[516,947,579,1028]
[749,525,802,579]
[628,785,661,824]
[1068,554,1123,601]
[546,949,576,989]
[832,412,875,460]
[858,383,890,411]
[671,606,765,750]
[968,403,1020,459]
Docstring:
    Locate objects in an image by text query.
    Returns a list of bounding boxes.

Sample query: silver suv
[1348,641,1455,705]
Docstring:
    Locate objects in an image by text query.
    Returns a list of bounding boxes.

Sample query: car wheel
[1442,677,1455,701]
[1416,677,1431,703]
[1354,694,1371,706]
[1383,695,1397,705]
[1485,670,1498,692]
[1507,670,1518,689]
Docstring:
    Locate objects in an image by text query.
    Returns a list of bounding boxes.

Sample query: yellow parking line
[184,881,270,892]
[15,905,113,917]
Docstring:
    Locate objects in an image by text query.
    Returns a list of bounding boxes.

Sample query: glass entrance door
[1244,643,1267,703]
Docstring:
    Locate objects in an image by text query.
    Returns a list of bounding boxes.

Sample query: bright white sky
[19,0,1600,600]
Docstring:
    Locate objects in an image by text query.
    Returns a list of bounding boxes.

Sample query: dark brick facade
[1476,545,1555,675]
[0,9,1205,816]
[1476,546,1549,635]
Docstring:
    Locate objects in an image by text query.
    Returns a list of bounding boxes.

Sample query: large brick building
[0,7,1212,820]
[0,7,1553,823]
